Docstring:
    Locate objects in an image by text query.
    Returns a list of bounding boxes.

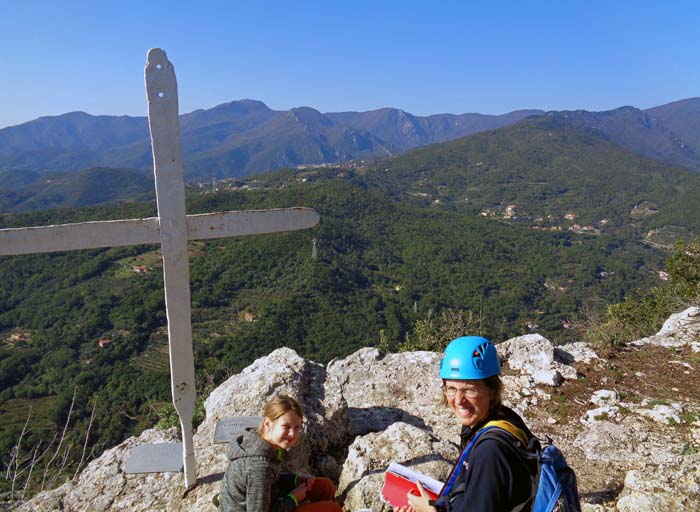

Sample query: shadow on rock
[348,406,430,436]
[338,451,453,504]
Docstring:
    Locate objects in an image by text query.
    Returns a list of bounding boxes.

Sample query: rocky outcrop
[615,453,700,511]
[15,428,182,512]
[326,348,457,441]
[17,348,351,512]
[632,306,700,351]
[498,333,579,385]
[18,307,700,511]
[338,423,457,512]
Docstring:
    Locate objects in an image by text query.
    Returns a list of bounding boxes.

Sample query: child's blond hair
[258,394,304,434]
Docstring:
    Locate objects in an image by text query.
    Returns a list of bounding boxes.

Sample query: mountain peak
[289,107,331,127]
[208,99,272,115]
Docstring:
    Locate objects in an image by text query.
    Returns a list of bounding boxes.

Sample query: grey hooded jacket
[220,429,298,512]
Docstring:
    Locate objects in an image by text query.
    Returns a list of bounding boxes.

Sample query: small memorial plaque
[124,443,184,474]
[214,416,262,444]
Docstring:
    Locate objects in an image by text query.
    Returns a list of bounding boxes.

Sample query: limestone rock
[326,348,458,442]
[632,306,700,348]
[656,307,700,338]
[555,341,601,365]
[187,347,351,509]
[16,428,182,512]
[582,505,615,512]
[635,400,684,425]
[337,422,458,512]
[18,348,352,512]
[574,421,634,465]
[581,406,620,424]
[500,374,550,415]
[15,307,700,511]
[200,347,351,478]
[497,334,578,385]
[574,418,683,468]
[590,390,619,406]
[499,334,555,369]
[616,454,700,511]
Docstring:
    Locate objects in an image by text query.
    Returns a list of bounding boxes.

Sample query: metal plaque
[123,443,184,473]
[214,416,262,444]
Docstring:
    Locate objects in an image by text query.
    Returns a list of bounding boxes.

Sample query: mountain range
[0,100,541,180]
[1,98,699,184]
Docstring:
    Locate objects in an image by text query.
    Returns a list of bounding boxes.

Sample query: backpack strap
[481,420,529,447]
[475,424,539,512]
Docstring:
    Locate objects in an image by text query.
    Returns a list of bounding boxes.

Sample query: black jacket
[444,405,536,512]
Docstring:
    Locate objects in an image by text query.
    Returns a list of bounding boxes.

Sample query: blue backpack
[527,438,581,512]
[436,421,582,512]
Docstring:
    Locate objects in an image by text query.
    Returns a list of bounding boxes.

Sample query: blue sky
[1,1,699,128]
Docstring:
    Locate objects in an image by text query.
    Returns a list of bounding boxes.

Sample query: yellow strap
[482,420,529,446]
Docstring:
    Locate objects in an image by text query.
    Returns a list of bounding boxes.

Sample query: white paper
[387,462,444,495]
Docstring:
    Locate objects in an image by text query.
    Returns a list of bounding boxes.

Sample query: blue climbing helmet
[439,336,500,379]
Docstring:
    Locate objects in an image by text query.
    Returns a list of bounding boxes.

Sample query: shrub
[585,238,700,349]
[154,398,206,430]
[398,308,480,352]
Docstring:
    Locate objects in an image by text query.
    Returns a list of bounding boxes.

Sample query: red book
[381,462,444,508]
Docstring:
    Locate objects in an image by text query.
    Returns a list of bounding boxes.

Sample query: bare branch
[21,444,43,500]
[11,405,33,496]
[41,387,77,491]
[73,398,97,480]
[120,408,139,420]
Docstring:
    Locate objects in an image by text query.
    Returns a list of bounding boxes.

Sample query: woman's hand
[304,476,316,491]
[296,474,316,492]
[404,481,437,512]
[290,483,307,503]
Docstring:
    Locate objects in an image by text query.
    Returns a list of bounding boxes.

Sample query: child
[219,394,341,512]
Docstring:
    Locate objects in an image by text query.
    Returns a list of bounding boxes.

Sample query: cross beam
[0,48,319,490]
[0,209,319,256]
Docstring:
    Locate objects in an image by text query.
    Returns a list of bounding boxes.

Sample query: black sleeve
[454,438,531,512]
[277,472,298,493]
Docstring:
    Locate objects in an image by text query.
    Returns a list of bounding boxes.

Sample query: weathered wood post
[144,47,198,489]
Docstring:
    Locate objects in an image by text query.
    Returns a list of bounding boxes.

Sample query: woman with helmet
[396,336,536,512]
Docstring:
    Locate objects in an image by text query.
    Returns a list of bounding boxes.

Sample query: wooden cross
[0,48,319,490]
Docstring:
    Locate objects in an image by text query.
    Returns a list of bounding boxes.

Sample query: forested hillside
[0,167,153,212]
[0,178,667,494]
[359,115,700,230]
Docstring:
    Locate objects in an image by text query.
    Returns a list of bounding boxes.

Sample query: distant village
[479,205,604,235]
[193,161,373,194]
[192,163,662,241]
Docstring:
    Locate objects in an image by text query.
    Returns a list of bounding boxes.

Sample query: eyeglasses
[442,385,484,398]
